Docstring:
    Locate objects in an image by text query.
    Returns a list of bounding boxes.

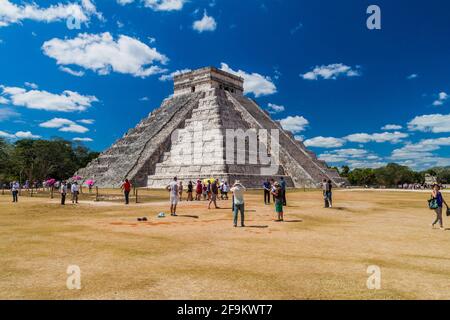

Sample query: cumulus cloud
[78,119,94,124]
[0,0,102,27]
[59,66,85,77]
[193,11,217,33]
[318,149,383,168]
[117,0,186,11]
[39,117,89,133]
[381,124,402,131]
[391,137,450,160]
[42,32,169,78]
[159,68,191,81]
[301,63,361,80]
[432,92,448,106]
[0,130,40,139]
[73,137,93,142]
[279,116,309,133]
[266,103,285,114]
[344,131,408,144]
[0,107,19,121]
[407,113,450,133]
[304,136,346,148]
[24,82,38,89]
[0,85,98,112]
[220,63,277,97]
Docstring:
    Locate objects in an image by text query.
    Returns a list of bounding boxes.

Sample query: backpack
[428,197,439,210]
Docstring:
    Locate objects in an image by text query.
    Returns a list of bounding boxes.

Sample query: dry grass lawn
[1,188,450,300]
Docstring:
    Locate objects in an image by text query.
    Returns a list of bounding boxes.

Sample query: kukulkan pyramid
[76,67,346,188]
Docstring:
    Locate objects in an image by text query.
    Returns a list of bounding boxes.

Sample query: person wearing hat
[271,182,284,221]
[230,180,246,227]
[431,184,448,229]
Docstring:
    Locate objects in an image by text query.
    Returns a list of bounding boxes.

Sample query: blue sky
[0,0,449,170]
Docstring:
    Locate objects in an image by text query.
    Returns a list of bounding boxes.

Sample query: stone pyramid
[77,67,345,188]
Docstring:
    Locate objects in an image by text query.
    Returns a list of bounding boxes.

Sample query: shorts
[170,196,179,205]
[211,193,217,201]
[275,201,283,213]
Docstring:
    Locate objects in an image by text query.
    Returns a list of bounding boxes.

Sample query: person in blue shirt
[431,184,448,229]
[263,179,271,204]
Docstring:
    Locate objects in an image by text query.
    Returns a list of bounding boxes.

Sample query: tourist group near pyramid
[76,67,346,188]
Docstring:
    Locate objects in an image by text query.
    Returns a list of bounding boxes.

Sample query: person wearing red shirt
[121,179,132,205]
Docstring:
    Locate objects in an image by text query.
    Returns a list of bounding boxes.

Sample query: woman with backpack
[431,184,448,230]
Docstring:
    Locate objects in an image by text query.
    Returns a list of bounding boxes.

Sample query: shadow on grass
[177,215,199,219]
[244,225,269,228]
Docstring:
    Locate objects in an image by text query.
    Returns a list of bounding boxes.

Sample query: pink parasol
[72,175,82,181]
[46,179,56,186]
[85,179,95,186]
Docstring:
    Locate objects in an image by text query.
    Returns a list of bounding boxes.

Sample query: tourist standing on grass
[178,181,183,201]
[431,184,448,230]
[322,178,329,207]
[196,180,202,201]
[187,181,193,201]
[60,181,67,205]
[263,179,271,205]
[121,179,132,205]
[11,181,19,203]
[202,183,208,200]
[280,177,287,206]
[167,177,179,216]
[221,181,229,200]
[271,182,284,222]
[71,181,79,204]
[230,180,246,227]
[208,180,220,209]
[326,179,333,208]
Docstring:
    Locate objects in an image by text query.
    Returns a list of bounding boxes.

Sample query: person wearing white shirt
[11,181,20,203]
[71,182,79,204]
[60,181,68,205]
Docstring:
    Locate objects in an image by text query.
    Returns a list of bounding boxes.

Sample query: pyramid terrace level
[174,67,244,96]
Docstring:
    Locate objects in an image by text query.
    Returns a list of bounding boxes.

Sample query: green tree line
[0,138,99,184]
[336,163,450,187]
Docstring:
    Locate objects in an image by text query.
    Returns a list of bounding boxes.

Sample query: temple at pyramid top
[174,67,244,96]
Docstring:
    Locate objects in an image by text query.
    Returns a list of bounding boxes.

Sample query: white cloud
[0,85,98,112]
[0,0,101,27]
[345,131,408,144]
[432,91,448,106]
[304,136,346,148]
[24,82,38,89]
[117,0,186,11]
[40,117,89,133]
[407,113,450,133]
[391,137,450,160]
[73,137,93,142]
[159,68,191,81]
[0,108,19,121]
[407,74,418,80]
[220,63,277,97]
[279,116,309,133]
[0,96,9,104]
[42,32,168,78]
[381,124,402,131]
[193,10,217,33]
[59,66,85,77]
[0,130,40,139]
[266,103,285,114]
[78,119,94,124]
[301,63,361,80]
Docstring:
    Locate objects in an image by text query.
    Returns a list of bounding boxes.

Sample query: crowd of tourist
[5,176,449,229]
